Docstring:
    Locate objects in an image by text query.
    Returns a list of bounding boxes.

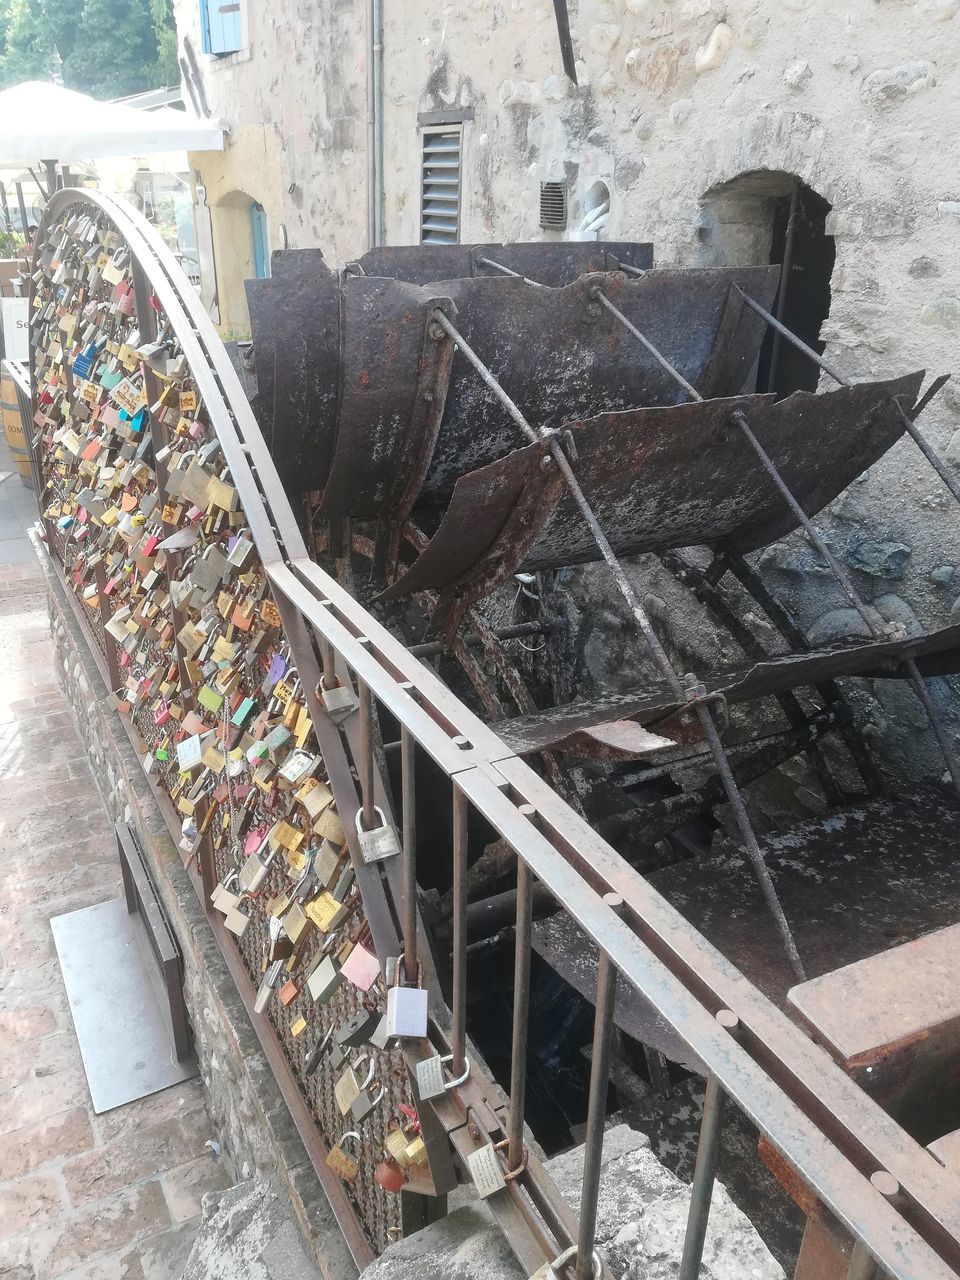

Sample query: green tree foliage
[0,0,178,98]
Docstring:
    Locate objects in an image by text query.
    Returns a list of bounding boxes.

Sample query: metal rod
[319,632,337,690]
[508,859,533,1171]
[738,287,960,506]
[766,178,800,394]
[679,1072,729,1279]
[434,306,806,978]
[475,256,544,287]
[358,680,376,830]
[409,621,545,657]
[451,781,468,1076]
[576,892,621,1280]
[401,724,417,976]
[612,257,646,277]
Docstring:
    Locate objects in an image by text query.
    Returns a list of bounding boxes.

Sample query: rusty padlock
[326,1131,362,1183]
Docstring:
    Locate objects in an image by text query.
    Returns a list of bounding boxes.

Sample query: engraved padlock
[384,957,428,1040]
[355,805,401,865]
[415,1052,471,1102]
[326,1131,362,1183]
[319,679,357,723]
[528,1246,602,1280]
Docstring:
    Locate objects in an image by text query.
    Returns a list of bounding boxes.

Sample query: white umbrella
[0,81,224,166]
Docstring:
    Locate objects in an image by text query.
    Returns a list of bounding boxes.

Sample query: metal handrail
[32,188,960,1280]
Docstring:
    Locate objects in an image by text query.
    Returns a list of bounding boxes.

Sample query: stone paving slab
[0,469,232,1278]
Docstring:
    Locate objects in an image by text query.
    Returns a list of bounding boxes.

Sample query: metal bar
[358,679,377,831]
[475,256,544,288]
[451,781,468,1076]
[679,1067,729,1280]
[765,178,800,393]
[401,724,417,976]
[431,307,805,979]
[409,621,545,658]
[576,894,621,1280]
[738,286,960,506]
[508,858,533,1171]
[611,258,646,278]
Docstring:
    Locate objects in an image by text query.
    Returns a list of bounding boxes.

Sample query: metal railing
[29,188,960,1280]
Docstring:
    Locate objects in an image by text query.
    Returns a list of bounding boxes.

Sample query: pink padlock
[341,943,381,992]
[154,701,170,727]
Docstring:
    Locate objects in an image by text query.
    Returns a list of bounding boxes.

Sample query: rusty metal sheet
[387,375,922,630]
[489,620,960,757]
[350,240,654,286]
[422,266,782,497]
[320,276,455,518]
[246,250,340,490]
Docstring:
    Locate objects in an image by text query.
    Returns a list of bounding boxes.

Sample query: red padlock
[374,1157,408,1194]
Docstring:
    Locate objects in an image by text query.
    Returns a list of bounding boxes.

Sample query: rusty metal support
[451,780,468,1076]
[738,287,960,507]
[401,724,418,977]
[765,178,800,394]
[431,307,806,981]
[508,858,533,1171]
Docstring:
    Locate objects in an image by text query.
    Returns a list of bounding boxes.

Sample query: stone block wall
[39,541,356,1280]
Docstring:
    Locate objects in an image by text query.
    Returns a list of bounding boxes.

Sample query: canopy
[0,81,224,166]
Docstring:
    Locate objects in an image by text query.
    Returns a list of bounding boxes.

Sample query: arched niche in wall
[211,188,270,338]
[698,170,835,398]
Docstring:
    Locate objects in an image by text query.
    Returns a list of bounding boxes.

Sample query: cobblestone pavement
[0,437,230,1279]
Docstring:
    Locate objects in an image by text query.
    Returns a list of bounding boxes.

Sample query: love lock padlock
[528,1246,602,1280]
[384,957,429,1039]
[239,847,276,894]
[254,959,285,1013]
[318,679,357,724]
[305,1026,334,1077]
[326,1131,362,1183]
[355,806,401,864]
[374,1155,408,1194]
[335,1007,381,1050]
[350,1079,385,1125]
[335,1052,370,1116]
[415,1052,471,1102]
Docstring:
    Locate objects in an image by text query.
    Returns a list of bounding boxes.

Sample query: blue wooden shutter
[200,0,243,55]
[250,204,269,279]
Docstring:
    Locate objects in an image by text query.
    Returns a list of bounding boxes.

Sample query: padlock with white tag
[355,805,401,864]
[466,1143,507,1198]
[384,957,429,1039]
[528,1246,602,1280]
[326,1131,362,1183]
[415,1052,471,1102]
[319,679,356,723]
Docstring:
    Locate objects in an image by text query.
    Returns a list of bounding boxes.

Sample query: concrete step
[182,1179,329,1280]
[362,1124,784,1280]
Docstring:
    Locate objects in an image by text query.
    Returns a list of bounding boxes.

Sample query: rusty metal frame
[30,189,960,1280]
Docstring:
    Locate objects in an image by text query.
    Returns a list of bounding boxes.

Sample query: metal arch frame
[29,188,960,1280]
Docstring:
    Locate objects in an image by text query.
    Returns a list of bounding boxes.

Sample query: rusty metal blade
[245,249,341,490]
[421,266,781,497]
[387,375,923,619]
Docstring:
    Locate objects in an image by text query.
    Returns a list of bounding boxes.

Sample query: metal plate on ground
[51,897,197,1113]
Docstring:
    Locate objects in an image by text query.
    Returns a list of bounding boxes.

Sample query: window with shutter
[420,127,462,245]
[199,0,244,56]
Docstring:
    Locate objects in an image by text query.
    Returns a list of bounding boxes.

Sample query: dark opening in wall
[698,170,835,398]
[756,182,835,397]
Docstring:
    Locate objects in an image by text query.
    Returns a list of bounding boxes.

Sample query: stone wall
[172,0,960,782]
[38,539,356,1280]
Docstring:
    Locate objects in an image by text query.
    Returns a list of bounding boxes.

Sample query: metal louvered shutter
[539,181,568,229]
[421,127,462,245]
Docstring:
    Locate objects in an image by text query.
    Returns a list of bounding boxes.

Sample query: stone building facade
[172,0,960,783]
